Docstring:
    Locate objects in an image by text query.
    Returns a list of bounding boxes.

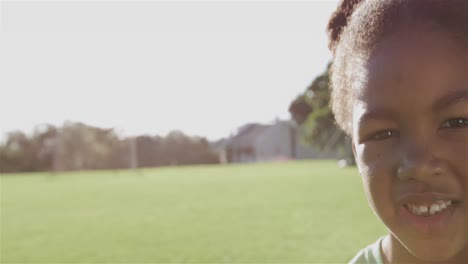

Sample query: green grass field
[1,160,386,263]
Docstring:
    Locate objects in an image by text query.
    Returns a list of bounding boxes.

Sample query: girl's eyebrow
[358,108,397,124]
[432,89,468,112]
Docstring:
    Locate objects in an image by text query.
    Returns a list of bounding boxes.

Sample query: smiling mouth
[399,199,461,234]
[404,200,454,216]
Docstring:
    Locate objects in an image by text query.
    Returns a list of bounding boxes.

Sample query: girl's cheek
[441,135,468,185]
[355,142,397,203]
[356,142,397,176]
[355,143,397,226]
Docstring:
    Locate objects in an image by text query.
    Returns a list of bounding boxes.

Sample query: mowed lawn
[1,160,386,263]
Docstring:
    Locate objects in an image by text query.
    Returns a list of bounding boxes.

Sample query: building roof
[226,123,270,150]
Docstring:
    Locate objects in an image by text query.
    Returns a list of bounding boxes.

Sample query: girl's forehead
[356,29,468,100]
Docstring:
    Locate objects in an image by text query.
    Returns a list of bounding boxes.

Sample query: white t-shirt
[348,236,385,264]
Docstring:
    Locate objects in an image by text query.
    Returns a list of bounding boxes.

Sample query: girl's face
[352,29,468,262]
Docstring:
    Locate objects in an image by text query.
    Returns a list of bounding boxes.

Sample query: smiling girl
[327,0,468,263]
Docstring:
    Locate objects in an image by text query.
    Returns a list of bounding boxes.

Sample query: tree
[32,124,58,171]
[54,122,121,171]
[289,63,354,163]
[0,131,34,172]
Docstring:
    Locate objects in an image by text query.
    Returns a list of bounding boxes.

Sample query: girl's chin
[386,203,466,262]
[388,234,464,263]
[406,244,461,262]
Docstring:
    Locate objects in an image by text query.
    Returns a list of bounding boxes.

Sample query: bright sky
[1,0,338,141]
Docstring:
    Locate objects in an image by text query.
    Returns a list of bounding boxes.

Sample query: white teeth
[418,205,428,213]
[407,200,453,216]
[429,204,440,215]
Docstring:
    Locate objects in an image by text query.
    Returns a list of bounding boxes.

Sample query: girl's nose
[397,141,444,182]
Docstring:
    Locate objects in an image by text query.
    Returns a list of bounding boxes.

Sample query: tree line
[0,122,219,173]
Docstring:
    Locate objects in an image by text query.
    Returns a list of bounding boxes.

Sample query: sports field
[1,160,386,263]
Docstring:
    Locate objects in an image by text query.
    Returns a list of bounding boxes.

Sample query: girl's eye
[440,118,468,129]
[367,130,400,141]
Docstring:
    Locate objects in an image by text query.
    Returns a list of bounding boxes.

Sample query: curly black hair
[327,0,468,135]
